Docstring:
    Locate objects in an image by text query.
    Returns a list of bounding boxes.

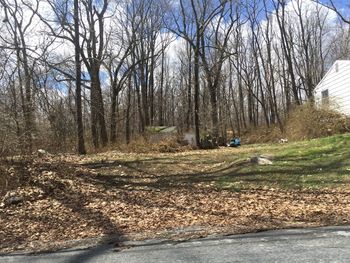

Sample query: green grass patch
[79,133,350,192]
[217,133,350,191]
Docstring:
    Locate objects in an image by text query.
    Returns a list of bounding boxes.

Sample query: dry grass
[286,103,350,141]
[114,137,195,153]
[241,104,350,144]
[242,126,283,144]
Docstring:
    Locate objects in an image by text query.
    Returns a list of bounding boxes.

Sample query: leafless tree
[0,0,44,153]
[74,0,86,154]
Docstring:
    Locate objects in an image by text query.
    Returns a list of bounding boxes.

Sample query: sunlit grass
[217,134,350,191]
[79,133,350,191]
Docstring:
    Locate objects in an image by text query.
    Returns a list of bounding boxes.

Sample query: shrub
[241,126,283,144]
[116,136,194,153]
[285,103,350,140]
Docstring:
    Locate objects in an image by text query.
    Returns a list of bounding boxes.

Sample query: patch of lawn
[79,133,350,192]
[217,133,350,191]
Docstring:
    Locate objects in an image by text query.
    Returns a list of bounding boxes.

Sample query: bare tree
[273,0,301,106]
[30,0,110,148]
[74,0,86,154]
[314,0,350,25]
[0,0,41,153]
[199,1,239,139]
[170,0,233,146]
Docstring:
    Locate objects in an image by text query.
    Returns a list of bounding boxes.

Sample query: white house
[314,60,350,115]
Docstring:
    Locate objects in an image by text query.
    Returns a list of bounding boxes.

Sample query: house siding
[315,60,350,115]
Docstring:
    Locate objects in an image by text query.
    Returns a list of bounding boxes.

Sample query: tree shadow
[77,158,249,190]
[76,146,350,193]
[28,163,124,262]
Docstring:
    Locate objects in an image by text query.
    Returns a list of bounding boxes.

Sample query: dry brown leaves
[0,155,349,253]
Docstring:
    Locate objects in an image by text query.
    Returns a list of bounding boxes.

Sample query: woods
[0,0,349,154]
[1,0,350,255]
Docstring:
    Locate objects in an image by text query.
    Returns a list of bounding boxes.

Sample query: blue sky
[320,0,349,10]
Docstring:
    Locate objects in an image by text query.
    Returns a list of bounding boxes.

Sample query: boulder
[279,138,288,143]
[37,149,48,157]
[3,192,24,206]
[250,156,273,165]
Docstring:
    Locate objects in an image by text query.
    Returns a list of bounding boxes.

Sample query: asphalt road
[2,226,350,263]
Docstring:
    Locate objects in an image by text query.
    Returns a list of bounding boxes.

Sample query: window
[321,89,329,104]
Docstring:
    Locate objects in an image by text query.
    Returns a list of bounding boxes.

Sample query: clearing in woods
[1,133,350,253]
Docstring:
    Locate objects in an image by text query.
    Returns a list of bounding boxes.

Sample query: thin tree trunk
[74,0,86,154]
[186,45,192,131]
[126,75,132,144]
[158,50,165,126]
[194,41,200,147]
[110,86,118,143]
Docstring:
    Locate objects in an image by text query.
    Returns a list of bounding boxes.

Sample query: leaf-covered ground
[1,134,350,253]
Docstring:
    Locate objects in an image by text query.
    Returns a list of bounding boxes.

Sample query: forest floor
[1,134,350,254]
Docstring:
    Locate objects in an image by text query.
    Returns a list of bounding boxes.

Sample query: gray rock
[260,154,275,160]
[279,138,288,143]
[37,149,48,157]
[3,195,23,206]
[250,156,273,165]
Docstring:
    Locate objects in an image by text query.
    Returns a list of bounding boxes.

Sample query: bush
[116,136,194,153]
[286,103,350,140]
[241,126,283,144]
[238,103,350,144]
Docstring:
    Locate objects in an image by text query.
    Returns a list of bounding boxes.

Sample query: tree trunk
[186,44,192,131]
[140,64,149,129]
[110,86,118,143]
[209,86,219,138]
[90,67,108,147]
[193,42,200,147]
[74,0,86,154]
[126,75,132,144]
[158,51,165,126]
